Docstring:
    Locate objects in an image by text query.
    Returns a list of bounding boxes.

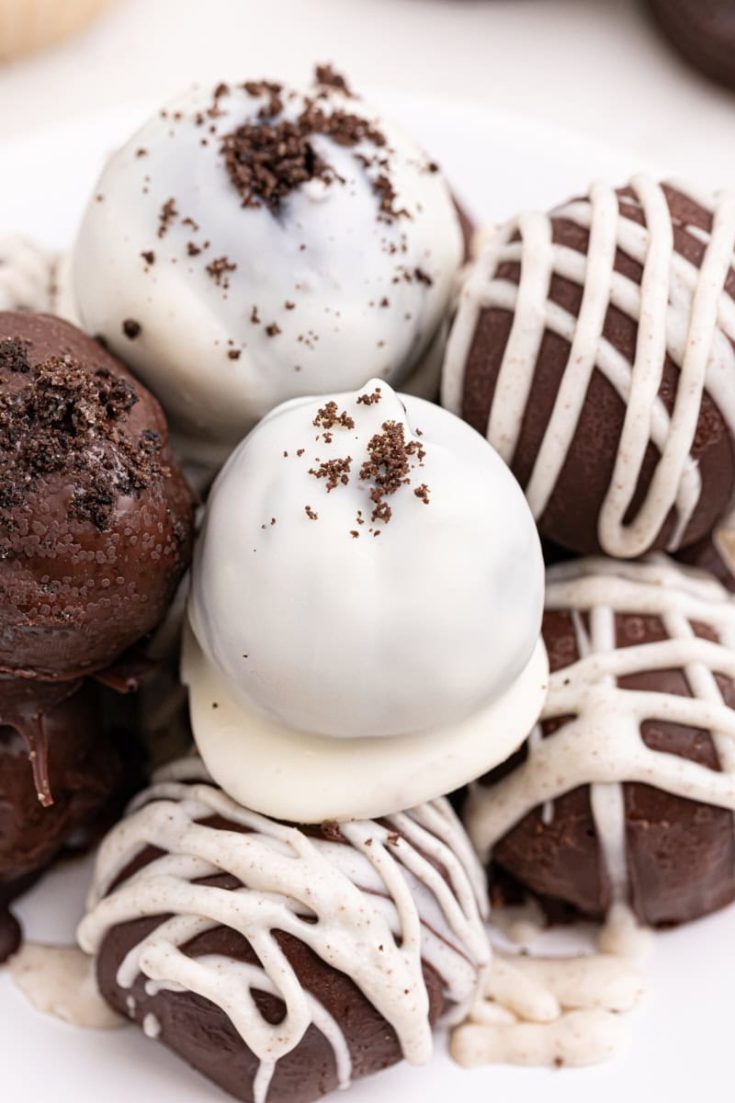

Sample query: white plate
[0,93,731,1103]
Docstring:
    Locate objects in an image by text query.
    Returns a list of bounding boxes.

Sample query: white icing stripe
[442,178,735,557]
[466,557,735,912]
[79,759,489,1103]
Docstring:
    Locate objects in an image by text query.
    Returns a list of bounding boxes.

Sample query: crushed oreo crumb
[314,64,353,97]
[309,456,352,491]
[122,319,142,340]
[206,256,237,288]
[356,387,382,406]
[158,197,178,238]
[0,348,160,532]
[359,420,426,524]
[313,401,355,432]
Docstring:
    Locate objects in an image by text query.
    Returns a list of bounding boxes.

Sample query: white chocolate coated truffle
[73,73,464,455]
[190,380,544,739]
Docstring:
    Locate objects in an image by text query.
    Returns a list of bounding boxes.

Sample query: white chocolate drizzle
[78,757,489,1103]
[466,556,735,913]
[442,177,735,557]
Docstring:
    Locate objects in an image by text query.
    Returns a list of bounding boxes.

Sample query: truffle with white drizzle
[73,67,464,464]
[442,177,735,558]
[0,236,76,320]
[186,379,547,822]
[78,756,490,1103]
[465,556,735,927]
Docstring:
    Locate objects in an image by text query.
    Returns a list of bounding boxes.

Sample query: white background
[0,0,734,182]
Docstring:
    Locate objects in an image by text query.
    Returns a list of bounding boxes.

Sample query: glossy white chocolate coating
[73,76,463,452]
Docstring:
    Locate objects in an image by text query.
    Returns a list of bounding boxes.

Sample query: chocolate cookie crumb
[122,319,142,340]
[309,456,352,491]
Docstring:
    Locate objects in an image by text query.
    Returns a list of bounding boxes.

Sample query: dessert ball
[187,379,546,821]
[73,67,464,457]
[0,676,124,961]
[442,177,735,559]
[79,757,489,1103]
[0,313,194,680]
[646,0,735,93]
[465,556,735,927]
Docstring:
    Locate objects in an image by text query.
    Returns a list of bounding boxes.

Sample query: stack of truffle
[3,63,735,1103]
[444,175,735,933]
[0,312,193,962]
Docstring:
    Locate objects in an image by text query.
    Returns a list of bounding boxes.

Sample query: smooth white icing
[183,626,548,823]
[73,75,464,453]
[466,556,735,914]
[442,177,735,557]
[190,381,544,740]
[9,943,124,1030]
[78,757,489,1103]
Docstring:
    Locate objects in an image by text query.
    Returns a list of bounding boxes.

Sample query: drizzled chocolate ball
[0,677,125,962]
[0,313,194,680]
[442,178,735,559]
[465,558,735,927]
[80,758,489,1103]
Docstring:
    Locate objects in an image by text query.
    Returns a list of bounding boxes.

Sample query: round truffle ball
[190,379,543,740]
[0,313,194,680]
[79,757,489,1103]
[465,557,735,927]
[442,177,735,559]
[73,69,464,456]
[0,676,124,959]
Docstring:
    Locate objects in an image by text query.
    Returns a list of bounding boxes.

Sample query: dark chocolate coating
[483,606,735,926]
[459,184,735,556]
[677,524,735,593]
[0,677,125,961]
[0,313,194,680]
[96,829,447,1103]
[646,0,735,93]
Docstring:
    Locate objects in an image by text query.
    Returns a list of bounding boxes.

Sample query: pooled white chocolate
[466,556,735,912]
[78,757,490,1103]
[73,72,464,455]
[9,943,124,1030]
[187,380,546,820]
[442,177,735,557]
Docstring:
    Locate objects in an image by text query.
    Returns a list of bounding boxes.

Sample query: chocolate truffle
[677,508,735,593]
[465,557,735,928]
[186,379,546,822]
[646,0,735,93]
[1,676,124,961]
[0,312,194,680]
[78,756,489,1103]
[73,68,464,461]
[442,177,735,558]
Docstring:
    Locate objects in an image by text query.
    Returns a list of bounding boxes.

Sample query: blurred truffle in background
[0,0,114,62]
